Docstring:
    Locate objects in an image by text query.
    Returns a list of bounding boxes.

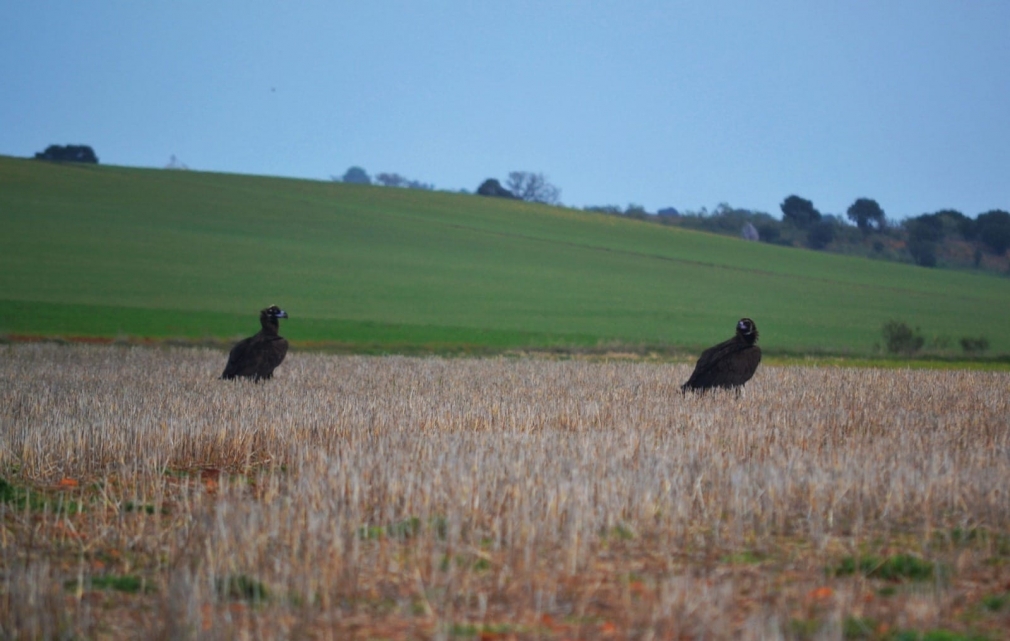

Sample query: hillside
[1,155,1008,356]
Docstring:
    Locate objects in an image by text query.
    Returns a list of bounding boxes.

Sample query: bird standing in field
[681,318,761,393]
[221,305,289,381]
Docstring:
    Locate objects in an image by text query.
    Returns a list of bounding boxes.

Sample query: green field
[2,155,1008,356]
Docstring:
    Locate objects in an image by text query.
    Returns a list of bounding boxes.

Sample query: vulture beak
[275,309,288,319]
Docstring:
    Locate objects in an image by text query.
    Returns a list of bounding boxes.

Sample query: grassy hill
[1,155,1008,357]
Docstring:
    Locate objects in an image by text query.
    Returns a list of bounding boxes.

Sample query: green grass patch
[448,622,525,637]
[834,554,935,581]
[123,501,165,515]
[981,593,1009,612]
[790,616,824,639]
[931,528,1010,560]
[720,549,767,565]
[839,618,989,641]
[472,557,491,571]
[0,477,30,508]
[3,156,1010,356]
[0,299,600,354]
[358,516,448,541]
[0,477,83,514]
[599,523,635,540]
[767,354,1010,371]
[841,616,879,639]
[438,553,492,573]
[216,574,269,602]
[891,632,989,641]
[66,574,154,594]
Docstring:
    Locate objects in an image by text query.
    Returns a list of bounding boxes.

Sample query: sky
[3,1,1009,220]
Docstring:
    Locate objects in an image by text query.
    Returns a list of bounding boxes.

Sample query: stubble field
[1,344,1009,639]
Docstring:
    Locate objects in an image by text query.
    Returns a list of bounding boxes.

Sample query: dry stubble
[1,344,1008,639]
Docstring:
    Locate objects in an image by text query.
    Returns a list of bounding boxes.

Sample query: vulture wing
[682,338,762,391]
[222,336,257,379]
[255,336,289,380]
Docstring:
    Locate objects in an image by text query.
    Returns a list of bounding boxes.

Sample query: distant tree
[584,205,623,216]
[505,171,561,205]
[657,207,680,217]
[34,144,98,163]
[375,172,434,190]
[975,209,1010,255]
[907,239,937,267]
[949,210,977,240]
[672,203,782,242]
[624,203,649,220]
[754,220,782,244]
[780,195,821,229]
[931,209,972,240]
[901,215,931,267]
[584,204,656,220]
[806,219,836,249]
[340,166,371,185]
[847,198,886,233]
[476,179,516,199]
[905,213,946,244]
[375,172,407,187]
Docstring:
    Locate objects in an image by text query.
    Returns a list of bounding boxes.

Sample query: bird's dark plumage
[681,318,761,393]
[221,305,289,382]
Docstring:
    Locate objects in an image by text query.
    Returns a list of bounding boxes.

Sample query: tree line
[332,166,435,191]
[583,195,1010,274]
[334,166,562,205]
[338,165,1010,274]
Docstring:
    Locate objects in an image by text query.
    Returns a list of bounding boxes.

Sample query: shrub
[806,220,835,250]
[959,336,989,354]
[34,144,98,163]
[340,166,371,184]
[907,239,937,267]
[476,178,516,199]
[881,320,924,355]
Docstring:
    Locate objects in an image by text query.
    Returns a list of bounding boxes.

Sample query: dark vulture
[681,318,761,393]
[221,305,289,381]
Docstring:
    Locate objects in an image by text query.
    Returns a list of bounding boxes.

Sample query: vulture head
[737,318,758,344]
[260,305,289,331]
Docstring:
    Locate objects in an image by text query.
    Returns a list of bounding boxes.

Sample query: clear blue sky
[3,1,1009,219]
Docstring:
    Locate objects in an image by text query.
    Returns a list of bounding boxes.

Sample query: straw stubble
[1,344,1007,638]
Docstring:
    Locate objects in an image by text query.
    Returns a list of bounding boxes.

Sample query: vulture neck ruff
[260,313,281,336]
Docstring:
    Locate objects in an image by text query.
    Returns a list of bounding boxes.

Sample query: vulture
[681,318,761,393]
[221,305,289,381]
